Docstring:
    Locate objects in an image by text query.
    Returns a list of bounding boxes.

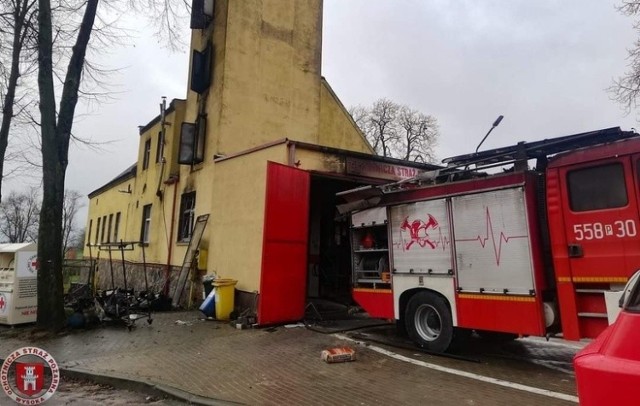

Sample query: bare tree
[395,106,439,162]
[0,187,39,242]
[611,1,640,111]
[126,0,189,50]
[61,189,82,257]
[348,105,369,130]
[36,0,189,330]
[36,0,98,330]
[72,227,85,249]
[351,98,440,163]
[369,99,399,157]
[0,0,38,202]
[0,0,126,203]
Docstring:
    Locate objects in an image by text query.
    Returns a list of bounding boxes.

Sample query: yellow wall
[86,100,186,265]
[318,79,373,153]
[164,148,216,274]
[86,1,381,300]
[129,100,188,264]
[215,0,323,155]
[291,148,345,174]
[86,176,135,248]
[183,1,228,166]
[166,101,188,179]
[210,145,288,292]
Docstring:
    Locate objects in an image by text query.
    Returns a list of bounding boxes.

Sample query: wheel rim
[414,304,441,342]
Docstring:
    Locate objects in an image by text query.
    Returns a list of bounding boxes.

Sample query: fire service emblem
[1,347,59,404]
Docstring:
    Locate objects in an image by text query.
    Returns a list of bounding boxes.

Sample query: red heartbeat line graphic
[455,207,528,266]
[432,228,452,251]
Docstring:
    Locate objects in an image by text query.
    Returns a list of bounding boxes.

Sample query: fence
[62,258,201,309]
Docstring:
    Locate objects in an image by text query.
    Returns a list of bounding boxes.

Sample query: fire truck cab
[342,127,640,352]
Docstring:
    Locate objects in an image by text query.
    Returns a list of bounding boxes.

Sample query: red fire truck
[341,127,640,352]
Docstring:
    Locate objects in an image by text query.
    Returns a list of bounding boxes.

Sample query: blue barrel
[199,289,216,317]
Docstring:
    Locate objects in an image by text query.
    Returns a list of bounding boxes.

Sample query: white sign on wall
[345,157,423,181]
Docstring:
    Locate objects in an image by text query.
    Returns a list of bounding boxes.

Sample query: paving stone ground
[49,378,184,405]
[0,311,580,405]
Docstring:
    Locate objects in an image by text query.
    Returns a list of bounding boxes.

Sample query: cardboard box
[321,347,356,363]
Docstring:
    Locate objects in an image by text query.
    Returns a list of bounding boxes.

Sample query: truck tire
[405,291,453,352]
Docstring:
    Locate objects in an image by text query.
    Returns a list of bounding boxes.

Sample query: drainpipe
[287,141,296,166]
[164,175,179,296]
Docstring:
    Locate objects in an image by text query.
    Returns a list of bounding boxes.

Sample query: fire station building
[86,0,436,324]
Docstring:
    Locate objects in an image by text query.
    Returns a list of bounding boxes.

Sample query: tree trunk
[36,0,99,331]
[36,165,66,330]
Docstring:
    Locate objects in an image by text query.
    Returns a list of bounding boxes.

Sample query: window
[179,123,195,164]
[178,115,206,165]
[107,214,113,243]
[141,204,152,243]
[190,43,212,94]
[567,163,628,212]
[190,0,214,29]
[100,215,107,243]
[95,217,101,244]
[178,192,197,242]
[113,212,121,242]
[156,131,165,163]
[87,220,93,246]
[142,138,152,170]
[195,114,206,163]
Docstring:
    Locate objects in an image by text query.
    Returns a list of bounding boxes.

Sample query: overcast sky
[6,1,639,225]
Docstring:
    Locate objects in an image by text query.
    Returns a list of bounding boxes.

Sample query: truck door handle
[568,244,583,258]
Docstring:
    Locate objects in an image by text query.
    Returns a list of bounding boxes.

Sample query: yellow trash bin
[213,278,237,320]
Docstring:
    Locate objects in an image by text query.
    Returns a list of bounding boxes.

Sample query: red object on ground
[574,310,640,405]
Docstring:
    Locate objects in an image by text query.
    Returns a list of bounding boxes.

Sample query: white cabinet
[0,243,38,325]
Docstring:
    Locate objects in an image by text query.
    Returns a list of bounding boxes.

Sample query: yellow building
[87,0,436,323]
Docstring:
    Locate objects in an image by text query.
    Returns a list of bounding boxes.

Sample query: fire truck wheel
[405,291,453,353]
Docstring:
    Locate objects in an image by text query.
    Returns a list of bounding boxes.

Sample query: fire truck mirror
[619,270,640,308]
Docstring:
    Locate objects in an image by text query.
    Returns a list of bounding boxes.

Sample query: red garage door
[258,162,310,325]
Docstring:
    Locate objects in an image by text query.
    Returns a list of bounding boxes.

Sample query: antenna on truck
[475,115,504,153]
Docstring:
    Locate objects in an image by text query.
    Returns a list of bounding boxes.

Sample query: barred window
[95,217,101,244]
[113,212,121,242]
[156,131,165,163]
[178,192,196,242]
[141,204,152,243]
[143,138,152,170]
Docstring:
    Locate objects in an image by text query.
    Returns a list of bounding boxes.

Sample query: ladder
[171,214,210,307]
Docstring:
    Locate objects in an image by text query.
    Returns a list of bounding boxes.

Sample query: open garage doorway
[307,175,362,306]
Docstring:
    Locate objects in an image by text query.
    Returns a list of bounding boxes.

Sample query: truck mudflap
[352,288,394,319]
